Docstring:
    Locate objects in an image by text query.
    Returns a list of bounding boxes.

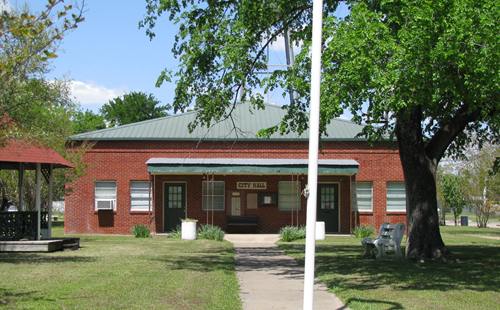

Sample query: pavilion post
[35,163,42,240]
[48,164,53,239]
[18,163,24,211]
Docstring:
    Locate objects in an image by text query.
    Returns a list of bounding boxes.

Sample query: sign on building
[236,182,267,190]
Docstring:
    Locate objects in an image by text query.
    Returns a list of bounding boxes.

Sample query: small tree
[440,174,466,226]
[462,145,500,228]
[436,170,448,225]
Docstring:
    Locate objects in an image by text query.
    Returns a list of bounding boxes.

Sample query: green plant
[131,224,151,238]
[197,224,225,241]
[440,174,467,226]
[280,226,306,242]
[168,226,182,239]
[353,225,375,239]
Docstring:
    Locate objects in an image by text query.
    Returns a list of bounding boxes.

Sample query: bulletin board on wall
[257,192,278,206]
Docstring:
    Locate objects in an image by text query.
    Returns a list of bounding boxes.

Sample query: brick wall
[65,140,405,234]
[152,174,351,233]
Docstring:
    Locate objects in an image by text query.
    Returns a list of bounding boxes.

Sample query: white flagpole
[303,0,324,309]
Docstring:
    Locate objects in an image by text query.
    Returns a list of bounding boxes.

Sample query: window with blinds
[202,181,225,210]
[95,181,117,210]
[386,182,406,212]
[356,182,373,212]
[130,181,151,211]
[278,181,301,211]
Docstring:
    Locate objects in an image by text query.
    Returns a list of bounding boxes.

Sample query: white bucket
[181,220,197,240]
[315,221,326,240]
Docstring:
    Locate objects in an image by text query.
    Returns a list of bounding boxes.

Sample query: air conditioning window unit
[96,199,115,210]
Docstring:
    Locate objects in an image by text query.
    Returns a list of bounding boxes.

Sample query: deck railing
[0,211,48,241]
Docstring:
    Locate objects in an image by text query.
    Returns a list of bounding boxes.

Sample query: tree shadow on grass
[0,253,96,264]
[280,243,500,293]
[149,249,235,273]
[233,246,307,280]
[0,288,56,306]
[339,298,404,310]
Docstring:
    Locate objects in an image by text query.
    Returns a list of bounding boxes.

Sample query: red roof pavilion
[0,140,74,241]
[0,139,74,169]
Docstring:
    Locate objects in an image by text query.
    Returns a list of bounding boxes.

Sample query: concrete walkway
[225,234,346,310]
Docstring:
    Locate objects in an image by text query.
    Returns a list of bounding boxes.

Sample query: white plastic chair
[362,223,405,258]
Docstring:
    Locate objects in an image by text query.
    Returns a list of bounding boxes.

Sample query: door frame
[318,182,341,233]
[162,181,188,232]
[230,191,242,216]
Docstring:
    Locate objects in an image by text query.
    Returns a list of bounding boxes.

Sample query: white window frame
[95,181,117,211]
[386,182,407,212]
[278,181,301,211]
[356,182,373,212]
[130,181,151,212]
[202,181,225,211]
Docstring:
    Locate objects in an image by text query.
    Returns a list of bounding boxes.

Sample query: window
[166,183,185,209]
[130,181,151,211]
[95,181,117,210]
[386,182,406,212]
[278,181,301,211]
[319,184,338,210]
[356,182,373,212]
[202,181,225,210]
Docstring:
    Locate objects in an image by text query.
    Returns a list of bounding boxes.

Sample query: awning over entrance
[146,158,359,175]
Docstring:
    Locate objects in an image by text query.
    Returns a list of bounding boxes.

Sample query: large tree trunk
[396,110,448,260]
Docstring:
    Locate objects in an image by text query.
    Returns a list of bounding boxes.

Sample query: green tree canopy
[142,0,499,259]
[0,1,86,209]
[0,0,84,148]
[100,91,168,126]
[72,109,106,134]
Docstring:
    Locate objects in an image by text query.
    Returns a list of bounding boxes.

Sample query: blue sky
[12,1,349,114]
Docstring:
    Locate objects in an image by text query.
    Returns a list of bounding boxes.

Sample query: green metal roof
[70,103,365,141]
[146,158,359,175]
[147,165,359,175]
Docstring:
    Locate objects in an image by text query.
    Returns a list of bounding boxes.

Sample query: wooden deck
[0,238,79,252]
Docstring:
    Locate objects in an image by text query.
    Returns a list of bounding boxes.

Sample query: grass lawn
[279,226,500,310]
[444,210,500,224]
[0,226,241,310]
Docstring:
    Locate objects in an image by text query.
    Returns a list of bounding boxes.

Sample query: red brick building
[65,103,406,234]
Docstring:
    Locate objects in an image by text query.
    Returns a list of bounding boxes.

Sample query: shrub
[168,225,182,239]
[353,225,375,239]
[280,225,306,242]
[132,224,151,238]
[197,224,225,241]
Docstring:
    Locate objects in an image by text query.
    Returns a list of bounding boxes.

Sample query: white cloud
[69,80,126,106]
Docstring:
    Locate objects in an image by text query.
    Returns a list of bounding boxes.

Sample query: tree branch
[425,104,481,162]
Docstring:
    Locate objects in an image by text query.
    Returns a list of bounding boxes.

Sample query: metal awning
[146,158,359,175]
